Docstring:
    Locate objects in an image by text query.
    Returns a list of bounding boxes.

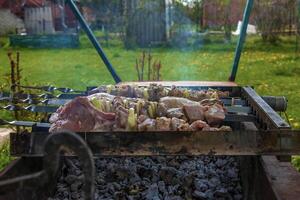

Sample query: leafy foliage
[292,156,300,172]
[0,141,12,171]
[254,0,298,43]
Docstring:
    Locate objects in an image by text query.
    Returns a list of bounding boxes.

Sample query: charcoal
[227,168,238,179]
[234,194,243,200]
[166,196,183,200]
[143,183,160,200]
[194,179,208,192]
[193,190,207,199]
[216,158,227,168]
[70,182,81,192]
[65,175,78,184]
[157,181,166,193]
[159,167,179,185]
[208,177,221,188]
[70,192,80,199]
[214,188,231,198]
[49,156,243,200]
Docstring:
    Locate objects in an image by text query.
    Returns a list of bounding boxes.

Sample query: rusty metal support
[229,0,254,81]
[1,131,95,200]
[242,86,290,129]
[10,130,300,157]
[66,0,122,83]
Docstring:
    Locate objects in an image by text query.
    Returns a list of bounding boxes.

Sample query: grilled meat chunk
[203,125,232,132]
[138,118,156,131]
[171,117,188,131]
[159,97,199,109]
[204,103,226,126]
[49,97,115,133]
[166,108,185,119]
[183,105,205,123]
[156,117,171,131]
[115,106,129,129]
[190,120,209,131]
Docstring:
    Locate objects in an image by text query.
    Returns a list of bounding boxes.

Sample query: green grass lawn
[0,33,300,170]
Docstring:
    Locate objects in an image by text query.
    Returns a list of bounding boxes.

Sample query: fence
[24,6,55,35]
[128,8,166,47]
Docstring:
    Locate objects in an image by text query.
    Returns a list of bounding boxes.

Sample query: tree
[219,0,232,42]
[296,0,300,55]
[254,0,297,43]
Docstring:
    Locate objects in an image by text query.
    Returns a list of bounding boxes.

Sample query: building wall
[24,6,55,34]
[0,9,24,35]
[202,0,255,28]
[123,0,170,47]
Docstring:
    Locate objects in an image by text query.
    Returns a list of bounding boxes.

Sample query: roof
[0,0,9,8]
[24,0,46,7]
[0,0,46,8]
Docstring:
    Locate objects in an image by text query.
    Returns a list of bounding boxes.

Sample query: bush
[254,0,297,44]
[0,141,12,171]
[292,156,300,172]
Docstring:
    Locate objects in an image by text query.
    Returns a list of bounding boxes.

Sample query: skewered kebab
[89,84,230,101]
[50,85,231,133]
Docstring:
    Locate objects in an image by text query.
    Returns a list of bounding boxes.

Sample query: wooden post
[7,52,19,123]
[296,0,300,56]
[16,52,21,92]
[147,51,152,81]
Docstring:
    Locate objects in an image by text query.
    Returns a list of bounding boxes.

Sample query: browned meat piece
[190,120,209,131]
[148,84,169,101]
[167,86,227,101]
[117,85,136,97]
[157,103,168,117]
[159,97,199,109]
[187,90,210,101]
[204,104,226,126]
[156,117,171,131]
[138,115,148,123]
[183,105,206,123]
[218,91,230,98]
[88,93,115,103]
[202,126,232,132]
[138,118,156,131]
[168,86,185,97]
[200,99,222,107]
[171,117,187,131]
[218,126,232,132]
[49,97,115,133]
[167,108,185,119]
[115,106,129,129]
[178,123,191,131]
[112,97,125,109]
[90,84,230,101]
[202,127,220,131]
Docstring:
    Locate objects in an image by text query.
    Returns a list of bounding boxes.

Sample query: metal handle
[0,131,95,200]
[43,131,95,200]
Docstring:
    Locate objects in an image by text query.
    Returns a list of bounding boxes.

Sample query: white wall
[0,9,25,36]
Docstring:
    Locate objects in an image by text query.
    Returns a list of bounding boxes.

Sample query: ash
[49,156,243,200]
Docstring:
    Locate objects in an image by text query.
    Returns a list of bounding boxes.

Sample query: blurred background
[0,0,299,131]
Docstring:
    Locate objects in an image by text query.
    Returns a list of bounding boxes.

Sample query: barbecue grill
[1,0,300,200]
